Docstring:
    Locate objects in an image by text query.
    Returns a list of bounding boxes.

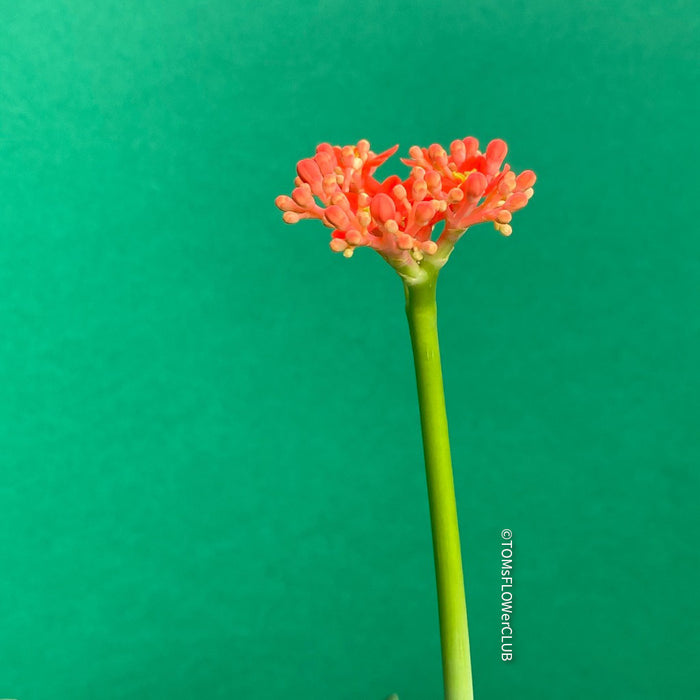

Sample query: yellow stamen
[452,169,476,183]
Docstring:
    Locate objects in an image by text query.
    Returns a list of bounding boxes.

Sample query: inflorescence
[276,137,535,273]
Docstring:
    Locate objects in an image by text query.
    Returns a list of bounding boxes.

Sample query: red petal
[366,144,399,169]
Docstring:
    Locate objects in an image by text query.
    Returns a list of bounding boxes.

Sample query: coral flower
[276,136,537,700]
[276,137,535,281]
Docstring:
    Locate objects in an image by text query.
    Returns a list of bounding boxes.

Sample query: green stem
[404,269,473,700]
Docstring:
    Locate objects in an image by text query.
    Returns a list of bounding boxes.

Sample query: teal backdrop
[1,1,698,699]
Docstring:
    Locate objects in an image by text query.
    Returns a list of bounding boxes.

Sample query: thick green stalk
[404,270,473,700]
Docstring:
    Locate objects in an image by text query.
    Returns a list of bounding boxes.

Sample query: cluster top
[276,137,535,280]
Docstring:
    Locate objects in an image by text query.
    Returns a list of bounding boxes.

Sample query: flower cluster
[275,137,535,270]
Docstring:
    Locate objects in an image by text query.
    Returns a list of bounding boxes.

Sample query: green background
[1,1,698,698]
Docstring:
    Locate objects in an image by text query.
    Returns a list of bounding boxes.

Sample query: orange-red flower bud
[414,201,437,226]
[486,139,508,168]
[465,172,487,199]
[324,205,351,230]
[297,158,322,185]
[370,193,397,223]
[505,192,529,211]
[516,170,537,189]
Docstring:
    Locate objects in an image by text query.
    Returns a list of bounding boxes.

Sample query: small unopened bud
[329,238,348,252]
[505,192,529,210]
[414,201,436,225]
[425,170,442,192]
[330,192,348,206]
[357,211,372,228]
[397,233,414,249]
[463,136,479,158]
[346,229,363,245]
[421,240,438,255]
[340,145,355,166]
[297,158,322,185]
[450,139,466,166]
[497,223,513,236]
[275,195,296,211]
[392,184,407,200]
[315,151,335,175]
[465,172,487,199]
[485,139,508,168]
[447,188,464,203]
[324,205,350,230]
[412,180,428,201]
[384,219,399,234]
[292,185,315,208]
[496,210,513,224]
[370,193,397,223]
[516,170,537,189]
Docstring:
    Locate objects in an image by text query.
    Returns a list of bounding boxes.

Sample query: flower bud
[414,201,436,226]
[324,205,350,230]
[370,193,397,223]
[516,170,537,189]
[297,158,322,185]
[464,172,487,199]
